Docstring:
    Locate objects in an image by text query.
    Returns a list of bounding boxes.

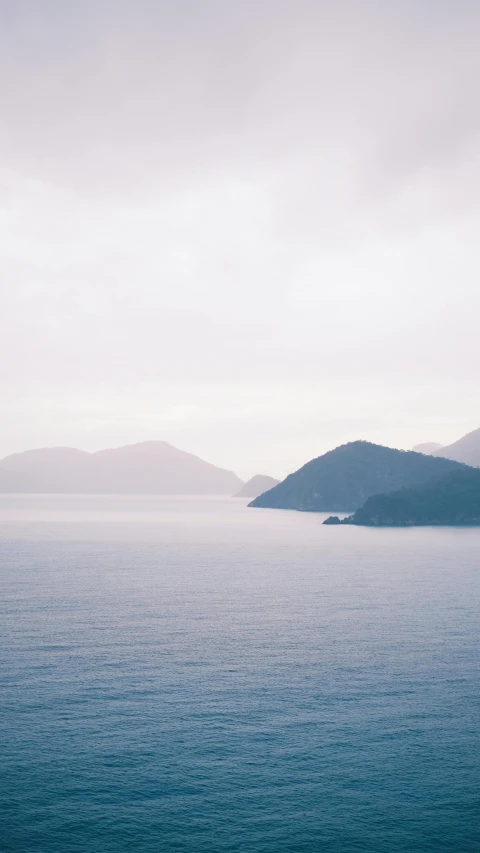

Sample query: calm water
[1,495,479,853]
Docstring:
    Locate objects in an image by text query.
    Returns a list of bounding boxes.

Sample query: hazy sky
[1,0,479,478]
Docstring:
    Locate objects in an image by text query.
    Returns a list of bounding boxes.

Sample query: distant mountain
[0,467,31,492]
[235,475,280,498]
[433,427,480,467]
[0,442,243,494]
[248,441,467,512]
[325,468,480,527]
[412,442,443,455]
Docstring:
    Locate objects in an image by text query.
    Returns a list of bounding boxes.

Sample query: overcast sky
[1,0,479,478]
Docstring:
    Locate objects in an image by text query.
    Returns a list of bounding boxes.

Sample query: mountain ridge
[0,441,243,494]
[235,475,280,498]
[249,440,468,512]
[433,427,480,467]
[411,442,442,455]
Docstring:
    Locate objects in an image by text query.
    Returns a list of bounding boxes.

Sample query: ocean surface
[1,495,479,853]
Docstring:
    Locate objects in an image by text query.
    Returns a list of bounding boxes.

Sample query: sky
[1,0,479,479]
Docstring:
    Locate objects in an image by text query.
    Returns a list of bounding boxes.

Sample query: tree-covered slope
[249,441,467,512]
[325,468,480,526]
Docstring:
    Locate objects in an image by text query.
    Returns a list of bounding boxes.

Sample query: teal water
[1,495,479,852]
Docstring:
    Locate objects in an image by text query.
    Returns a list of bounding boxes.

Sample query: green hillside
[249,441,466,512]
[325,467,480,526]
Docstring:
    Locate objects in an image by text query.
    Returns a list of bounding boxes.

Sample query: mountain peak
[235,474,280,498]
[249,440,467,512]
[411,442,443,455]
[93,440,178,456]
[0,442,243,494]
[433,427,480,467]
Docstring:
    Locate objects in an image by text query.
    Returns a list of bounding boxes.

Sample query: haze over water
[1,495,479,852]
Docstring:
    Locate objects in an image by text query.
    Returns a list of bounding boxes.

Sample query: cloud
[1,0,480,468]
[1,1,479,203]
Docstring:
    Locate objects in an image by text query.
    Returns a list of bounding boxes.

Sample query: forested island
[249,441,466,512]
[324,468,480,527]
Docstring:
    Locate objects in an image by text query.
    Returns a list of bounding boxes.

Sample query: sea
[1,494,479,853]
